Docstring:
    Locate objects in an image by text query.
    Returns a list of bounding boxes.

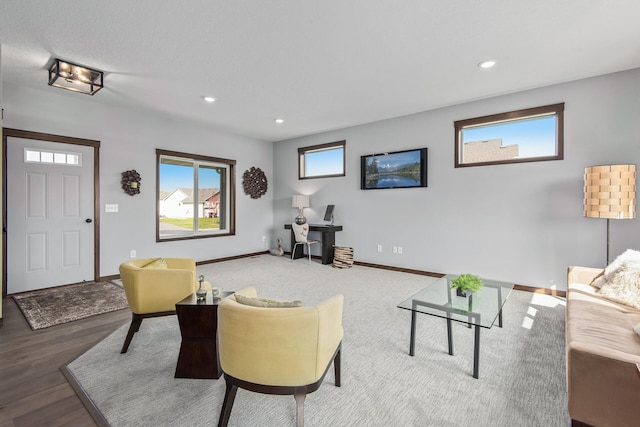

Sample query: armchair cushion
[142,258,168,269]
[235,294,303,308]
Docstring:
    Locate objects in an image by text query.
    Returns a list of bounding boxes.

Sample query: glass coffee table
[397,275,514,379]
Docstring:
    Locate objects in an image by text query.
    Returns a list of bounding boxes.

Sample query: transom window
[298,140,346,179]
[454,103,564,168]
[157,149,235,241]
[24,148,81,166]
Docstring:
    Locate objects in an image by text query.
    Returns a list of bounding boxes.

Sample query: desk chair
[291,223,319,264]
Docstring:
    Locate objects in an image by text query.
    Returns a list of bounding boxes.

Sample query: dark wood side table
[174,291,233,379]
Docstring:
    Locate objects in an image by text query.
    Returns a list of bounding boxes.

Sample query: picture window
[157,149,235,241]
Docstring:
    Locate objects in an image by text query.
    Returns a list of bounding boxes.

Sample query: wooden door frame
[2,128,101,297]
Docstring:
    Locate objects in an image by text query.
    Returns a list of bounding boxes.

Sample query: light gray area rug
[13,281,128,330]
[66,255,569,426]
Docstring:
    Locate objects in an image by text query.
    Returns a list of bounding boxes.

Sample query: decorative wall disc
[122,170,141,196]
[242,166,268,199]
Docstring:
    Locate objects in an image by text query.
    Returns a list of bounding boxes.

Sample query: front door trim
[2,128,100,297]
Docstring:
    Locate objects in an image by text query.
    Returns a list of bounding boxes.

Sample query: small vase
[196,275,207,301]
[456,288,469,297]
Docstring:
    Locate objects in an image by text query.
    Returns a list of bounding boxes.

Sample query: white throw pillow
[592,249,640,288]
[593,249,640,309]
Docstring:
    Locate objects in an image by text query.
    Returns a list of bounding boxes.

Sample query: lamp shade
[292,195,310,209]
[584,164,636,219]
[48,59,104,95]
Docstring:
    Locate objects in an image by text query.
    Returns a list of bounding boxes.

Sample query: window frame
[298,140,346,180]
[454,103,564,168]
[156,149,236,242]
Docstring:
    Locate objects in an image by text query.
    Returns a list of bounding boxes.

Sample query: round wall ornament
[121,170,141,196]
[242,166,268,199]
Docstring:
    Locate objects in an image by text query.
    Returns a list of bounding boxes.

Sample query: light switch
[105,204,119,213]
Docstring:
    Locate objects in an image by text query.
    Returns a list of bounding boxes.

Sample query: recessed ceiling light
[274,118,284,124]
[203,96,216,103]
[478,60,496,69]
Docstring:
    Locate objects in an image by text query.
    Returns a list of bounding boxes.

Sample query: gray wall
[3,83,274,277]
[273,68,640,290]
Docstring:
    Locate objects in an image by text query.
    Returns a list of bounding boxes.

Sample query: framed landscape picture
[360,148,428,190]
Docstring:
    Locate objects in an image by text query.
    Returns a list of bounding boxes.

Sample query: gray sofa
[566,266,640,427]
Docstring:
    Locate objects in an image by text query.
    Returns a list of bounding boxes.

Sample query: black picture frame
[360,148,428,190]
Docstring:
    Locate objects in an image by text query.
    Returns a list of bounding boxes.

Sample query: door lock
[85,218,93,223]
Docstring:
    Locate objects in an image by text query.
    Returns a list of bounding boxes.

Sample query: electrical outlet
[398,246,403,255]
[393,246,398,254]
[377,244,382,253]
[130,250,136,258]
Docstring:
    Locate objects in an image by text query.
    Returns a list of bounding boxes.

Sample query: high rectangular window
[454,103,564,168]
[157,149,235,241]
[298,140,346,179]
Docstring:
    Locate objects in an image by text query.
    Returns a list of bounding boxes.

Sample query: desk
[284,223,343,264]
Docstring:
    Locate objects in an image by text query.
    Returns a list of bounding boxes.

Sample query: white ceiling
[1,1,639,142]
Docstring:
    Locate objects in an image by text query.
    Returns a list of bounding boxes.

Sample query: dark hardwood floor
[0,297,130,426]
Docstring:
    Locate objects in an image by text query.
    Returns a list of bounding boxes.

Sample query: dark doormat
[12,281,129,330]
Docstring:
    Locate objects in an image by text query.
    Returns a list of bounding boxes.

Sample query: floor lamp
[584,164,636,266]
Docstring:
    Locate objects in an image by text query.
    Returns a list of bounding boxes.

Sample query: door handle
[85,218,93,223]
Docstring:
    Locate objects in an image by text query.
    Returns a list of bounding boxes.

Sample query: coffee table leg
[409,310,417,356]
[497,287,503,328]
[446,317,454,355]
[473,324,480,379]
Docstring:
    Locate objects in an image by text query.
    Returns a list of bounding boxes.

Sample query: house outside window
[454,103,564,168]
[157,149,235,241]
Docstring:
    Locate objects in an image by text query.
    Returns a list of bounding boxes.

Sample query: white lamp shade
[292,195,310,208]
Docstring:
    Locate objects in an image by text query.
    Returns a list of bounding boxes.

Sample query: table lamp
[292,194,310,225]
[584,164,636,265]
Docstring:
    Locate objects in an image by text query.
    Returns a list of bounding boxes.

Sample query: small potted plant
[451,274,483,297]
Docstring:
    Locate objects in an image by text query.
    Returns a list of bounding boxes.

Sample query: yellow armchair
[119,257,210,353]
[217,287,343,427]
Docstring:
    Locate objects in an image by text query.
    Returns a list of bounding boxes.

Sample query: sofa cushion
[592,249,640,309]
[567,283,640,359]
[234,294,303,308]
[142,258,168,269]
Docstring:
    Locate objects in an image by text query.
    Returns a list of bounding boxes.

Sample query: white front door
[7,137,95,293]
